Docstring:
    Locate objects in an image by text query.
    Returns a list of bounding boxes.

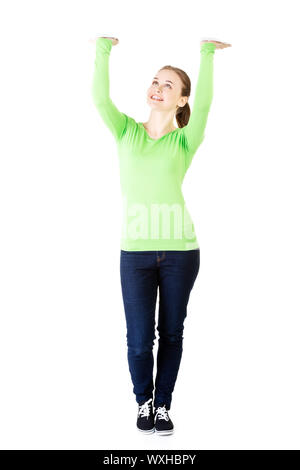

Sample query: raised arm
[182,41,216,164]
[91,37,127,141]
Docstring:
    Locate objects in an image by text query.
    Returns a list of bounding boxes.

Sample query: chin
[148,99,165,107]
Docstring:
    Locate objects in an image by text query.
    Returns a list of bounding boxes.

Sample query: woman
[91,36,231,435]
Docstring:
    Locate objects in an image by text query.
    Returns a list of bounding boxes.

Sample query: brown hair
[159,65,191,128]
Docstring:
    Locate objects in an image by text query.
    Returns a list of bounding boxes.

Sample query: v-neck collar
[138,122,179,142]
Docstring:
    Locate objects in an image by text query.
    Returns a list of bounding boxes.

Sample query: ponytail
[175,102,191,128]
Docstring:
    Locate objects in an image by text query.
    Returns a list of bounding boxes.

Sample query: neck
[144,111,177,138]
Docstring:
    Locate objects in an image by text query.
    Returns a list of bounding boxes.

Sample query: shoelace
[155,405,169,421]
[138,398,153,418]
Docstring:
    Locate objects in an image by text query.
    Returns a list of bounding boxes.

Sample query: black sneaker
[136,398,155,434]
[154,404,174,435]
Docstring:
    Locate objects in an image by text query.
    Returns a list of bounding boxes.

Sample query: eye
[152,80,172,88]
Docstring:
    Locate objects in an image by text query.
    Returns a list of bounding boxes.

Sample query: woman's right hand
[100,36,119,46]
[89,36,119,46]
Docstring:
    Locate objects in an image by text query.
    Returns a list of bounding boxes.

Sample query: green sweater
[92,37,216,251]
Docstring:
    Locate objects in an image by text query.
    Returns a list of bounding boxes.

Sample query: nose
[154,84,162,93]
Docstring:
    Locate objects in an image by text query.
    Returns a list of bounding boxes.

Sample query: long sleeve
[183,41,216,169]
[91,37,127,141]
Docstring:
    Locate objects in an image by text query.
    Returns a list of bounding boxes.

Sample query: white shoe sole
[155,429,174,435]
[137,426,155,434]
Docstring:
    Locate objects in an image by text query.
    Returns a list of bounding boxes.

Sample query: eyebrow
[153,76,174,84]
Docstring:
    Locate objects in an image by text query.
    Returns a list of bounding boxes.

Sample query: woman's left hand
[200,39,231,49]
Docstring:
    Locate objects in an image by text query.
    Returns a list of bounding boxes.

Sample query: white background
[1,0,299,450]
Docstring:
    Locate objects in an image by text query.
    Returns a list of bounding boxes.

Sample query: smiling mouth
[150,95,164,101]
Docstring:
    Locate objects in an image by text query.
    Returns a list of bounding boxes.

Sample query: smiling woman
[91,34,230,434]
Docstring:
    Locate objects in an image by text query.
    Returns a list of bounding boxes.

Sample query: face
[146,69,188,111]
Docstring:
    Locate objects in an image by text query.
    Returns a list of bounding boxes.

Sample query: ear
[178,96,188,108]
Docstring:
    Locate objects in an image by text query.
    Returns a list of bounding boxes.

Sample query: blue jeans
[120,249,200,410]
